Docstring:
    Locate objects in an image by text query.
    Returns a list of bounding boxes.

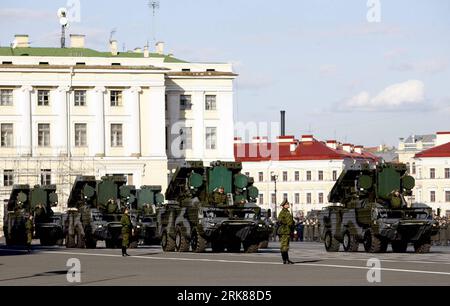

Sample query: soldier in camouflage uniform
[210,186,227,206]
[121,208,132,256]
[25,214,34,253]
[277,199,294,264]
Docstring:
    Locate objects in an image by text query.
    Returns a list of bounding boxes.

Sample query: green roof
[0,47,187,63]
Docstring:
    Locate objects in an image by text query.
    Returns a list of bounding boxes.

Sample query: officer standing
[277,199,294,264]
[121,208,132,256]
[25,214,34,253]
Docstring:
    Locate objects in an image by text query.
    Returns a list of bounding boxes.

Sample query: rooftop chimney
[70,34,85,48]
[436,131,450,146]
[354,145,363,154]
[155,41,164,55]
[280,110,286,136]
[110,40,118,56]
[144,45,149,58]
[342,143,353,153]
[14,34,29,48]
[276,135,295,143]
[234,137,242,144]
[301,135,313,142]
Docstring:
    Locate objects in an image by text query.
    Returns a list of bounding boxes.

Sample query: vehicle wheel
[105,239,114,248]
[211,241,225,252]
[391,241,408,253]
[324,231,340,252]
[161,230,176,252]
[56,238,64,246]
[175,227,190,252]
[243,241,259,253]
[259,240,269,249]
[85,238,97,249]
[342,231,359,252]
[363,229,387,253]
[414,239,431,253]
[190,230,206,253]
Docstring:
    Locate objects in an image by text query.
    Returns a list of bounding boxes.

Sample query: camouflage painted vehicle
[320,162,439,253]
[258,209,273,248]
[3,184,61,246]
[158,160,268,253]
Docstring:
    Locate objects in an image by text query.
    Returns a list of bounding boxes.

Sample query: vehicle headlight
[137,225,141,229]
[209,222,216,227]
[258,224,263,227]
[97,225,103,228]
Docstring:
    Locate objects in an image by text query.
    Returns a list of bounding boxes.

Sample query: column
[147,86,166,158]
[19,85,33,156]
[94,86,106,156]
[192,91,205,159]
[219,91,234,161]
[56,85,70,155]
[127,86,141,156]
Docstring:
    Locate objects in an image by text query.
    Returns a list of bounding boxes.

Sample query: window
[205,95,216,110]
[110,90,122,106]
[127,174,133,185]
[245,172,250,177]
[165,126,168,150]
[271,174,276,182]
[179,127,192,150]
[295,171,299,181]
[282,171,288,182]
[271,193,276,204]
[205,127,217,149]
[0,89,13,106]
[306,193,312,204]
[430,168,435,179]
[1,123,13,147]
[40,169,51,185]
[74,123,87,147]
[412,162,416,175]
[258,172,263,182]
[182,68,191,72]
[74,90,86,106]
[430,191,436,203]
[3,170,13,186]
[37,90,50,106]
[446,191,450,202]
[111,124,123,147]
[306,171,312,181]
[294,193,300,204]
[318,193,324,204]
[283,193,288,201]
[318,170,323,181]
[445,168,450,179]
[406,162,410,173]
[165,95,168,111]
[180,95,192,110]
[38,123,50,147]
[259,194,264,205]
[333,170,337,181]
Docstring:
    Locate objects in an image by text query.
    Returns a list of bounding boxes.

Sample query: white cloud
[341,80,426,111]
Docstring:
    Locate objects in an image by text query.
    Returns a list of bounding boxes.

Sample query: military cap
[280,199,290,206]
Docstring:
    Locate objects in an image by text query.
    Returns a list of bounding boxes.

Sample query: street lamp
[271,172,278,220]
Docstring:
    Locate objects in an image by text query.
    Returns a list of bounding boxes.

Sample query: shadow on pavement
[0,270,69,282]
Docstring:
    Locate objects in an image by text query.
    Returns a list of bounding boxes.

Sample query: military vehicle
[320,162,439,253]
[3,184,62,246]
[64,175,164,248]
[159,160,269,253]
[258,209,273,248]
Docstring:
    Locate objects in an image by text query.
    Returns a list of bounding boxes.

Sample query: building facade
[0,34,235,226]
[234,135,377,218]
[413,132,450,215]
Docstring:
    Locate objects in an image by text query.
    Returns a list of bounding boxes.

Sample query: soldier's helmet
[218,186,224,193]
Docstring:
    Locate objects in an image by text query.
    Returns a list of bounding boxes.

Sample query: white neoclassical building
[413,132,450,216]
[0,34,236,218]
[234,135,378,217]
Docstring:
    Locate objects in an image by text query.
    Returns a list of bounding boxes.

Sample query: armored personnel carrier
[3,184,62,246]
[159,160,268,253]
[320,162,438,253]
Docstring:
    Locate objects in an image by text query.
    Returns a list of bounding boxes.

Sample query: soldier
[210,186,227,206]
[389,190,402,209]
[121,208,132,256]
[143,203,152,216]
[277,199,294,264]
[25,214,34,253]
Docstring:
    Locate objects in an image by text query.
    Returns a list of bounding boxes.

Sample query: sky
[1,0,449,147]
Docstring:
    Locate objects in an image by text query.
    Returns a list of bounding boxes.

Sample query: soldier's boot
[281,252,287,264]
[285,252,294,264]
[122,247,127,256]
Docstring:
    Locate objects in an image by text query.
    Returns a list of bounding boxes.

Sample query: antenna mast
[148,1,160,43]
[57,8,69,48]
